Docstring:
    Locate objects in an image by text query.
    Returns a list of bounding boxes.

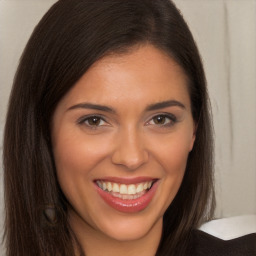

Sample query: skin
[51,44,196,256]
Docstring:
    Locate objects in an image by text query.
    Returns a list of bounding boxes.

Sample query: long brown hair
[3,0,215,255]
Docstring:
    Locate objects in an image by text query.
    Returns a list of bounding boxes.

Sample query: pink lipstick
[94,177,159,213]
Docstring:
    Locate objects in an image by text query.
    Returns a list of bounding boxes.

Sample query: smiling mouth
[95,180,155,200]
[94,178,159,213]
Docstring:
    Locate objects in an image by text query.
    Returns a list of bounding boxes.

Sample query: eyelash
[77,115,108,129]
[146,114,177,127]
[77,113,177,129]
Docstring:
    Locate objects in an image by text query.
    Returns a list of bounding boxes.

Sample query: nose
[111,128,149,170]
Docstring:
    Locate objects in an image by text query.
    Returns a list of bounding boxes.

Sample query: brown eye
[153,115,167,125]
[147,114,177,127]
[77,115,110,130]
[78,116,107,128]
[87,116,102,126]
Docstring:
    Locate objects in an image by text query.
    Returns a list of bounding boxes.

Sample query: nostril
[111,131,149,169]
[111,150,149,170]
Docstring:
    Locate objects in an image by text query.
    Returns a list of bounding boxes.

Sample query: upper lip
[94,176,158,184]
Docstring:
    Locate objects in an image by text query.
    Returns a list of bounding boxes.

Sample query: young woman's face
[52,45,195,242]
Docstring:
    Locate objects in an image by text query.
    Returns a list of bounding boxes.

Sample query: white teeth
[111,191,146,200]
[112,183,119,193]
[127,184,136,195]
[120,184,128,194]
[136,183,144,193]
[97,180,155,198]
[107,182,112,192]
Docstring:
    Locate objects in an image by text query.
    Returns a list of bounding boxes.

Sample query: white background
[0,0,255,254]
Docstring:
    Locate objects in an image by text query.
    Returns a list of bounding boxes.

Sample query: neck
[69,211,163,256]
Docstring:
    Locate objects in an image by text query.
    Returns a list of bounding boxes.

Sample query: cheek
[166,141,190,171]
[151,130,193,174]
[52,128,113,200]
[160,140,190,188]
[53,128,110,174]
[149,132,193,207]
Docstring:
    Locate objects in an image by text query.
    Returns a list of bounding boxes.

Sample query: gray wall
[173,0,256,218]
[0,0,255,254]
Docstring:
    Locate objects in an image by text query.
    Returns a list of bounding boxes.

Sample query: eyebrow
[67,103,116,113]
[67,100,185,113]
[145,100,186,111]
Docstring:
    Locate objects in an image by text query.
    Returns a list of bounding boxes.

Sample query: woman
[2,0,228,255]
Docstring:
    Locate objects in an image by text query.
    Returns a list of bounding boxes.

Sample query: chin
[92,209,163,242]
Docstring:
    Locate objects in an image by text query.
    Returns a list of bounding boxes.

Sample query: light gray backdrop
[0,0,255,255]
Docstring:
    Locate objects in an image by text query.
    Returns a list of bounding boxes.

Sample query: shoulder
[188,215,256,256]
[190,230,256,256]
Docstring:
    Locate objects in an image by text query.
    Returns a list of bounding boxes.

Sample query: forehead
[57,44,190,111]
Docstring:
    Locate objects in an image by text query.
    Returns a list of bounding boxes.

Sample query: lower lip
[95,181,159,213]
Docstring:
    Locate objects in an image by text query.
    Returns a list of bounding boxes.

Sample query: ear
[189,122,197,152]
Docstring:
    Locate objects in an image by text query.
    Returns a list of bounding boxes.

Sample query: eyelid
[76,112,178,129]
[146,113,177,126]
[77,114,109,126]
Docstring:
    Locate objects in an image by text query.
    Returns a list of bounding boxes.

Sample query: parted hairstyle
[3,0,215,255]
